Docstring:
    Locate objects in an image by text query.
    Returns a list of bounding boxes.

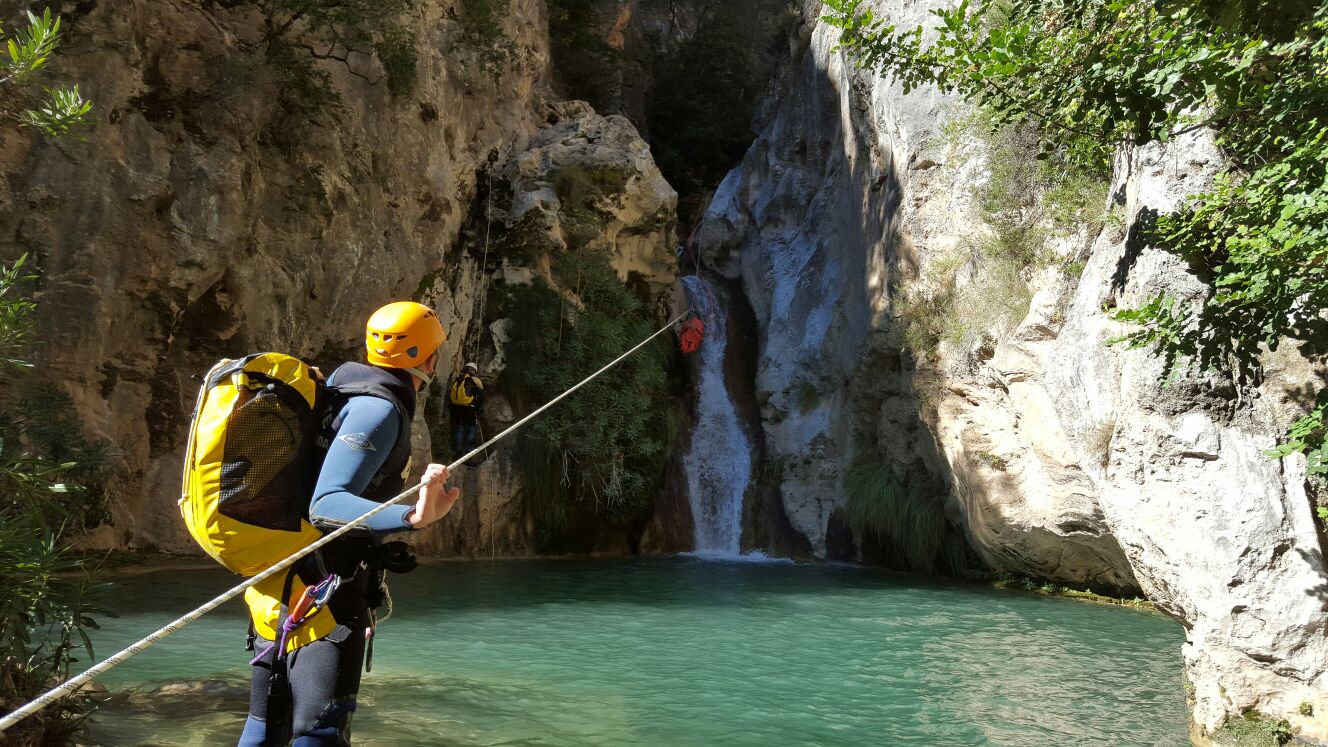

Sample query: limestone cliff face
[0,0,678,555]
[698,0,1328,739]
[412,101,679,556]
[1042,132,1328,742]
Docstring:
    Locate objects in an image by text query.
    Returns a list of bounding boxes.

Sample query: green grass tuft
[894,105,1110,360]
[842,451,945,573]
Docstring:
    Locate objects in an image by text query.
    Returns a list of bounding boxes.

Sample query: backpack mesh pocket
[217,384,317,531]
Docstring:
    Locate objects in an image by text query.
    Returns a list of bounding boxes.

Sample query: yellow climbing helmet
[365,301,446,370]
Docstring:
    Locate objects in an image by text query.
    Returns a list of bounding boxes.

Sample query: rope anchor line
[0,308,691,735]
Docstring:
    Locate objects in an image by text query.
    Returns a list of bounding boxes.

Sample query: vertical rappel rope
[469,160,495,364]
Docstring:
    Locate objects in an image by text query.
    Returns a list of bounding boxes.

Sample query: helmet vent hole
[407,346,419,358]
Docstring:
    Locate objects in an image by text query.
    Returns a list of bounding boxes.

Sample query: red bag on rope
[680,316,705,354]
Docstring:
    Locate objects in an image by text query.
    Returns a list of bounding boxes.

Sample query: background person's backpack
[449,374,478,407]
[178,352,328,577]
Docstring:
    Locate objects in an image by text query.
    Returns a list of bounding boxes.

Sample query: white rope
[470,165,494,363]
[0,309,690,734]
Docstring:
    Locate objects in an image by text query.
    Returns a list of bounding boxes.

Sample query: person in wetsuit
[447,362,484,459]
[238,301,460,747]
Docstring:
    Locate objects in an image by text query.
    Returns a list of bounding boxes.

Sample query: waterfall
[682,275,752,556]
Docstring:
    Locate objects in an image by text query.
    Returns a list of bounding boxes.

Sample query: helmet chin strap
[404,367,434,387]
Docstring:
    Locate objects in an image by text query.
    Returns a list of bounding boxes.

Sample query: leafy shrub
[4,9,94,137]
[1214,711,1295,746]
[238,0,418,148]
[261,42,341,153]
[457,0,518,77]
[501,250,672,534]
[0,257,109,745]
[460,0,506,43]
[376,26,419,96]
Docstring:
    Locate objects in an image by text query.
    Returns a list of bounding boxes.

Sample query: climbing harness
[249,573,341,667]
[0,308,692,736]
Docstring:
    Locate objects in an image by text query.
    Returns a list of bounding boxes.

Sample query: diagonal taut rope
[0,309,690,734]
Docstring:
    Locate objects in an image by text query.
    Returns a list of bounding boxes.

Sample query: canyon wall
[695,0,1328,740]
[0,0,679,556]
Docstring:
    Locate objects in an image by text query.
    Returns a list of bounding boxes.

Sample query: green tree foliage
[0,257,110,745]
[502,250,672,540]
[825,0,1328,475]
[1,9,92,137]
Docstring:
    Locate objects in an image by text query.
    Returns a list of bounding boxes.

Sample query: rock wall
[0,0,679,556]
[1045,133,1328,742]
[696,0,1328,739]
[413,100,680,556]
[696,0,971,567]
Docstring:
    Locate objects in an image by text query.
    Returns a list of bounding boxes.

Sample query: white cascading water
[682,275,753,556]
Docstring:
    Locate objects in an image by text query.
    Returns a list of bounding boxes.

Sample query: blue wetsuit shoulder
[309,395,414,535]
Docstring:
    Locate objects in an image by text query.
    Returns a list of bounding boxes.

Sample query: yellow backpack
[449,373,480,406]
[179,352,327,577]
[178,353,340,650]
